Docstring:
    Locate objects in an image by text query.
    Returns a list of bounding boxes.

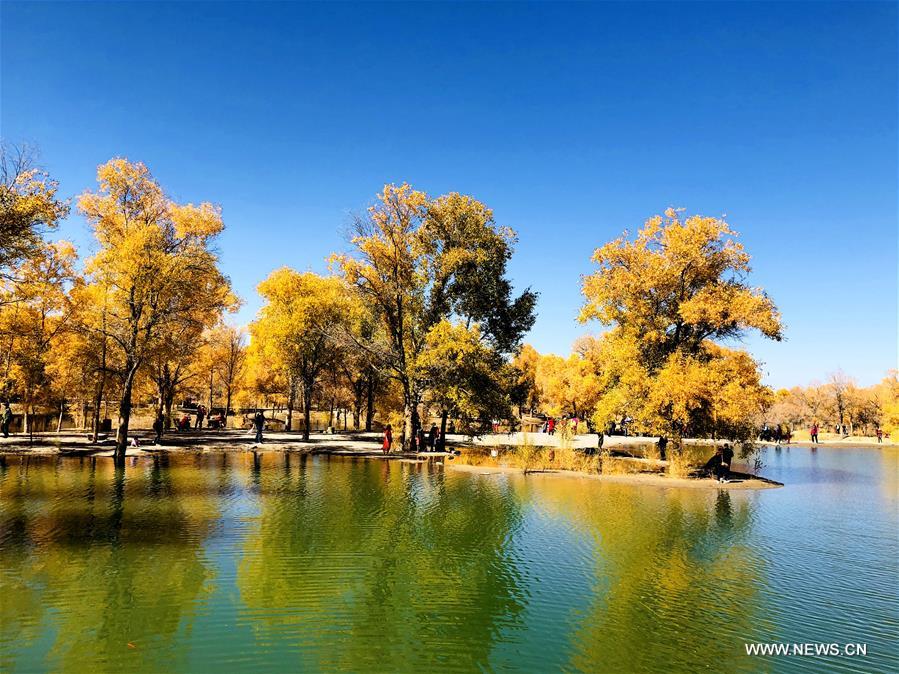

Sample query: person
[547,418,555,435]
[253,410,265,444]
[703,443,734,483]
[212,411,224,430]
[810,423,819,444]
[1,402,11,438]
[876,428,883,443]
[382,424,393,454]
[657,436,668,462]
[178,414,191,431]
[721,443,734,480]
[428,424,438,451]
[153,414,164,445]
[417,427,427,453]
[704,447,724,480]
[195,405,206,429]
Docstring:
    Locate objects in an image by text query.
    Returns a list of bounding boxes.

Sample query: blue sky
[2,1,896,388]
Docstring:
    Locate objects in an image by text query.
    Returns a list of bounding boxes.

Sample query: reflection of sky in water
[1,446,896,673]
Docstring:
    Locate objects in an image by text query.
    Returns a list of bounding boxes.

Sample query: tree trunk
[302,380,313,442]
[439,410,448,452]
[164,393,174,431]
[92,308,109,444]
[225,386,233,425]
[365,371,375,432]
[57,401,65,433]
[114,364,139,465]
[401,381,421,451]
[91,384,107,442]
[286,376,295,432]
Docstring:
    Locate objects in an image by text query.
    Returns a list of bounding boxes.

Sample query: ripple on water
[0,450,896,673]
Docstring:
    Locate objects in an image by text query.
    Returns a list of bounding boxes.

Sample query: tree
[511,344,541,415]
[534,349,601,421]
[205,322,247,421]
[0,142,69,284]
[579,209,782,446]
[875,371,899,440]
[416,320,515,438]
[334,184,536,448]
[826,371,852,434]
[251,269,353,441]
[66,279,121,442]
[146,322,204,432]
[0,240,77,434]
[78,159,233,462]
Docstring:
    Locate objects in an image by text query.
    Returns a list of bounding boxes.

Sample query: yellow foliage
[578,210,781,442]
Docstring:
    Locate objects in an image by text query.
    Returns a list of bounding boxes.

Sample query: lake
[1,446,896,673]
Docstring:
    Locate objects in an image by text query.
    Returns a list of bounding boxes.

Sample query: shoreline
[0,430,793,490]
[445,462,783,490]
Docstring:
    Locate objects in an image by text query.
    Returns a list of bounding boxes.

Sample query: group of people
[151,409,227,443]
[539,416,580,435]
[703,443,735,483]
[760,424,793,444]
[380,423,445,454]
[176,405,226,432]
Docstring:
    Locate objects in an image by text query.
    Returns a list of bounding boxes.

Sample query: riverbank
[0,429,792,489]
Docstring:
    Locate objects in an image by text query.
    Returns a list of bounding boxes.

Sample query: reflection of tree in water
[236,454,527,671]
[530,479,763,672]
[0,455,221,673]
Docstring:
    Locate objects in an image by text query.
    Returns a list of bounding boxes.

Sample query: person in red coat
[382,424,393,454]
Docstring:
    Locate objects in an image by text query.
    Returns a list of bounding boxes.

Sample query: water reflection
[235,454,526,671]
[513,476,763,672]
[1,456,220,673]
[0,449,896,674]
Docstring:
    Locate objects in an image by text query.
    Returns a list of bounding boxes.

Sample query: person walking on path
[1,402,11,438]
[876,428,883,443]
[195,405,206,429]
[547,418,555,435]
[382,424,393,455]
[253,410,266,444]
[810,423,819,444]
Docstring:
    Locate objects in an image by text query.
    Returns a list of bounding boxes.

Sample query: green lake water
[1,446,897,673]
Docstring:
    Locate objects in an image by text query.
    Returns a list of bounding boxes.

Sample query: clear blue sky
[2,1,896,388]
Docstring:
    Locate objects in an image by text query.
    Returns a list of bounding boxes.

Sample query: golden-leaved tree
[200,322,247,422]
[251,269,354,440]
[0,143,69,284]
[580,209,782,446]
[334,184,536,447]
[415,320,515,438]
[534,347,602,421]
[78,159,233,462]
[0,240,77,432]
